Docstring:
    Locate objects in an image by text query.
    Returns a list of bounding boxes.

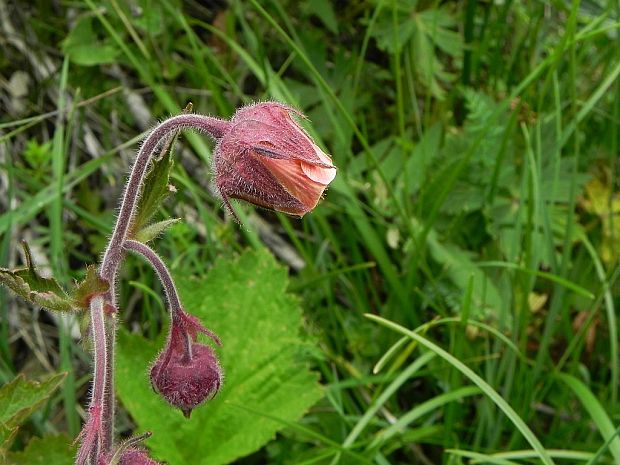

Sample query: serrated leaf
[6,434,76,465]
[0,372,66,427]
[73,265,109,308]
[116,249,323,465]
[0,243,107,312]
[0,242,76,312]
[134,218,181,244]
[0,424,18,454]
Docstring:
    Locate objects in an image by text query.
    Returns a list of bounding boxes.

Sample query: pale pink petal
[258,156,326,211]
[301,161,336,185]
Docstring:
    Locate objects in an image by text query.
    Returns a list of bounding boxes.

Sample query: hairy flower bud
[98,447,160,465]
[150,342,222,418]
[118,448,160,465]
[214,102,336,217]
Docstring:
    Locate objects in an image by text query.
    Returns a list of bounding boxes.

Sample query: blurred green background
[1,0,619,464]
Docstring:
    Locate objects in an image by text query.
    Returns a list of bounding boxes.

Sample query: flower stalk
[76,102,335,464]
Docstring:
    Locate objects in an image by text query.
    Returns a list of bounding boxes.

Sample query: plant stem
[102,310,116,453]
[123,240,183,314]
[123,239,213,364]
[100,114,230,283]
[80,113,230,464]
[76,295,107,465]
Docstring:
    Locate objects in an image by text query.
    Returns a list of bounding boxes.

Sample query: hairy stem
[123,240,200,366]
[123,239,183,314]
[100,114,230,283]
[80,113,230,462]
[102,310,116,452]
[76,296,107,465]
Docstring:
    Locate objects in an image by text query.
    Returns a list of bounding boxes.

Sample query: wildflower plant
[0,102,336,465]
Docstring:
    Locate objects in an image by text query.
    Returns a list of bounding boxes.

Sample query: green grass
[1,0,619,464]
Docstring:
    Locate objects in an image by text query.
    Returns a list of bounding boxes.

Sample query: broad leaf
[0,372,66,455]
[0,242,75,312]
[0,372,66,427]
[7,434,76,465]
[0,243,106,312]
[116,249,323,465]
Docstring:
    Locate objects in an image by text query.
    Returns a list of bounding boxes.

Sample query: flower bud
[118,448,160,465]
[98,448,160,465]
[214,102,336,217]
[150,342,222,418]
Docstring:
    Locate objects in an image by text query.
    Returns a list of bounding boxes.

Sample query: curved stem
[123,239,221,369]
[83,114,230,461]
[123,240,183,314]
[123,240,191,372]
[122,239,220,349]
[100,114,230,282]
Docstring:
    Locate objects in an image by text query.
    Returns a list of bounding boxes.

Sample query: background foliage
[1,0,619,464]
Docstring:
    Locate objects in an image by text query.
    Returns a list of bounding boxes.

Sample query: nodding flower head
[150,342,222,418]
[214,102,336,217]
[150,309,222,418]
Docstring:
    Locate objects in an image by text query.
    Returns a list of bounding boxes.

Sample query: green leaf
[62,16,120,66]
[370,5,462,99]
[23,140,52,169]
[116,249,323,465]
[0,424,18,454]
[0,242,104,312]
[365,314,556,465]
[556,373,620,464]
[303,0,339,34]
[134,218,182,244]
[7,434,76,465]
[0,242,76,312]
[424,228,506,325]
[72,265,110,309]
[0,372,66,455]
[0,372,66,427]
[130,131,176,238]
[406,123,442,196]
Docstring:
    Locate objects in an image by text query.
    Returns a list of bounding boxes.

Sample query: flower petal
[257,156,327,212]
[301,161,336,185]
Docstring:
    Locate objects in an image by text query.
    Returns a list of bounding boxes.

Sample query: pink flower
[98,448,161,465]
[150,342,222,418]
[214,102,336,217]
[149,309,222,418]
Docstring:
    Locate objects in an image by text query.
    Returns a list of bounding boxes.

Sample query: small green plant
[0,102,336,465]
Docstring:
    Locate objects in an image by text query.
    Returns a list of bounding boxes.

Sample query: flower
[98,448,161,465]
[150,342,222,418]
[118,449,160,465]
[214,102,336,217]
[149,309,222,418]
